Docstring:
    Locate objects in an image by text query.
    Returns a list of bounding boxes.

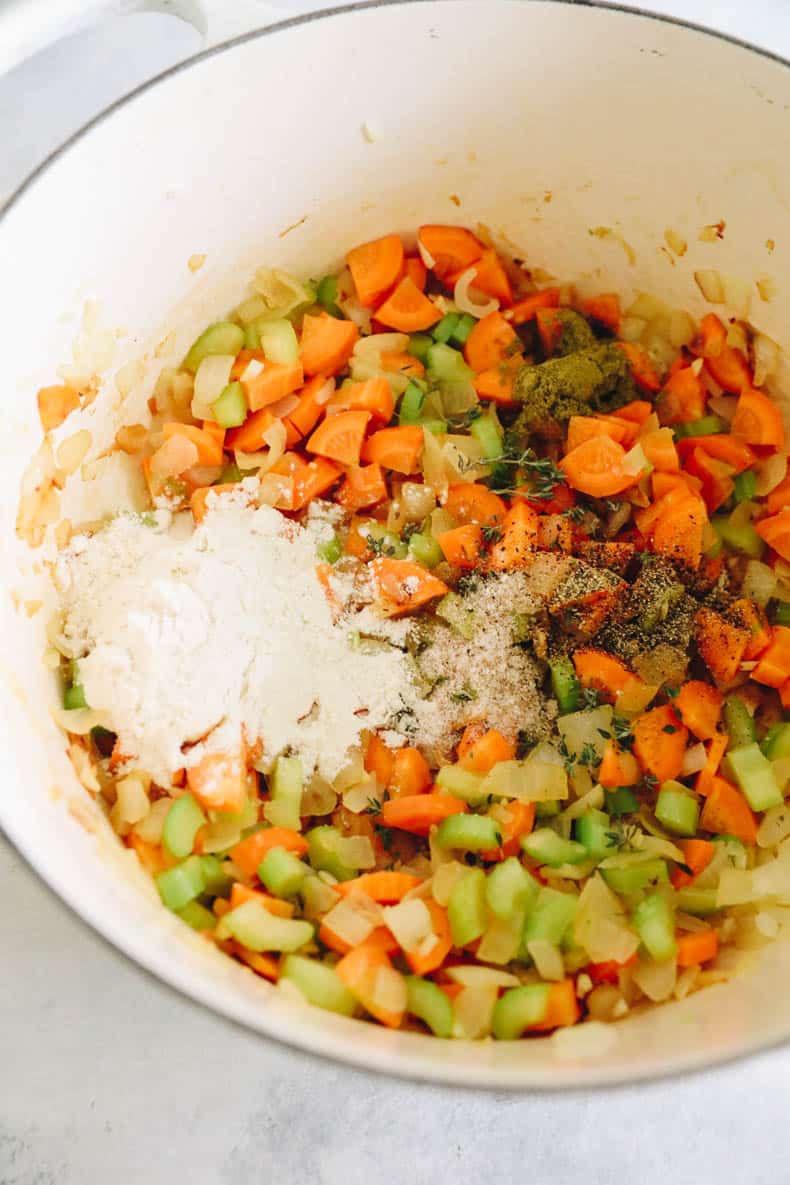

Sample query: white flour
[55,482,408,785]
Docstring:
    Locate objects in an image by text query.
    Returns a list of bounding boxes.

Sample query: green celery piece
[604,787,639,816]
[522,887,577,947]
[259,319,300,364]
[436,813,501,852]
[199,855,232,897]
[674,887,719,915]
[306,825,356,882]
[408,531,443,569]
[435,765,487,805]
[216,900,313,952]
[218,462,242,484]
[674,415,725,438]
[733,470,757,503]
[183,321,245,372]
[317,532,342,564]
[724,696,757,750]
[176,900,216,931]
[63,683,88,710]
[725,743,783,811]
[654,783,700,837]
[574,810,616,862]
[450,313,477,347]
[432,313,461,344]
[435,592,476,639]
[492,984,551,1039]
[535,800,562,819]
[316,275,342,316]
[448,868,488,946]
[469,415,502,460]
[156,856,206,912]
[486,857,538,920]
[419,418,449,435]
[280,955,356,1016]
[211,381,248,428]
[711,834,747,870]
[601,859,668,895]
[408,334,433,363]
[258,846,310,898]
[244,324,261,350]
[763,722,790,761]
[266,756,303,830]
[712,515,765,558]
[773,601,790,627]
[550,656,580,714]
[399,380,427,425]
[633,893,677,961]
[162,793,207,860]
[405,976,454,1037]
[521,828,588,868]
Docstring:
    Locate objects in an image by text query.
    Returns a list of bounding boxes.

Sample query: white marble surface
[2,3,790,1182]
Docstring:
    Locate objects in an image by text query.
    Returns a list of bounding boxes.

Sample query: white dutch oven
[1,0,789,1088]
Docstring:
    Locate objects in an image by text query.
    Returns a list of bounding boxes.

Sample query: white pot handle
[0,0,293,77]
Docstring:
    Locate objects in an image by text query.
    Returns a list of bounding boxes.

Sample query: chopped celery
[216,900,313,952]
[773,601,790,627]
[405,976,454,1038]
[435,764,487,804]
[399,380,427,424]
[244,323,261,350]
[522,828,588,867]
[486,857,539,920]
[362,522,408,559]
[674,415,725,438]
[432,313,460,344]
[408,531,443,569]
[725,743,783,811]
[259,318,300,364]
[469,414,502,460]
[633,893,677,961]
[156,855,207,912]
[450,313,477,347]
[601,859,668,894]
[522,887,577,947]
[63,682,87,710]
[408,334,433,362]
[211,381,247,428]
[183,321,245,372]
[436,813,501,851]
[199,855,232,896]
[763,722,790,761]
[712,514,765,558]
[575,810,616,862]
[724,695,757,750]
[492,984,551,1039]
[306,825,356,882]
[219,462,242,484]
[419,418,449,435]
[258,846,310,898]
[550,656,580,715]
[435,592,476,639]
[712,834,747,870]
[426,342,474,387]
[265,756,303,830]
[535,800,562,819]
[448,867,487,946]
[604,787,639,816]
[281,955,356,1016]
[733,469,757,503]
[162,793,207,859]
[654,783,700,837]
[316,275,342,316]
[317,532,342,564]
[674,887,719,915]
[176,900,216,931]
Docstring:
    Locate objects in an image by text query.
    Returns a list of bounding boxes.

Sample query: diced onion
[741,560,778,606]
[559,783,605,822]
[313,378,335,406]
[622,442,650,477]
[421,426,449,500]
[526,940,565,981]
[301,775,338,817]
[432,860,468,906]
[619,316,647,343]
[558,706,614,760]
[51,706,110,735]
[258,419,287,474]
[633,957,677,1002]
[372,965,408,1015]
[453,267,499,318]
[335,835,376,870]
[258,473,293,509]
[616,682,659,717]
[416,235,436,269]
[574,874,640,965]
[725,319,749,354]
[755,451,787,497]
[681,743,708,777]
[758,805,790,849]
[381,899,433,951]
[452,985,498,1039]
[339,295,372,335]
[342,774,377,815]
[132,796,170,845]
[111,773,150,831]
[707,394,738,423]
[354,333,409,357]
[717,867,755,906]
[301,874,340,919]
[240,358,264,383]
[322,895,378,946]
[252,267,314,319]
[446,966,519,989]
[694,269,725,303]
[151,434,199,480]
[667,309,696,349]
[723,276,752,319]
[333,750,366,792]
[476,915,522,965]
[266,393,300,419]
[193,354,236,417]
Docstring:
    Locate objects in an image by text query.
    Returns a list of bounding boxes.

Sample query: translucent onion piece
[259,419,288,474]
[431,860,468,906]
[722,276,752,320]
[372,965,408,1016]
[112,773,150,827]
[755,451,787,497]
[335,835,376,870]
[51,706,110,735]
[707,393,738,423]
[452,985,498,1039]
[742,560,778,606]
[758,805,790,850]
[574,875,641,965]
[240,358,264,383]
[526,940,565,981]
[694,269,725,303]
[400,482,437,523]
[354,332,409,357]
[264,393,300,420]
[681,743,708,777]
[453,267,499,318]
[193,354,236,416]
[381,898,433,951]
[132,796,170,845]
[416,235,437,269]
[313,378,335,406]
[321,895,378,946]
[252,267,315,318]
[633,957,677,1002]
[446,966,519,989]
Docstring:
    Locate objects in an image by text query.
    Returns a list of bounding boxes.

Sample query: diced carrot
[335,944,405,1028]
[579,292,621,333]
[404,256,428,291]
[695,606,749,684]
[381,793,467,835]
[531,979,580,1031]
[306,409,370,466]
[405,900,454,976]
[335,463,388,510]
[675,434,756,474]
[640,428,680,473]
[598,740,640,788]
[128,833,169,877]
[488,501,539,570]
[444,482,507,526]
[474,364,519,406]
[573,650,641,700]
[616,341,661,392]
[731,598,773,660]
[379,351,426,380]
[365,733,396,786]
[695,312,726,358]
[327,376,394,424]
[585,955,637,985]
[437,523,482,569]
[242,360,305,412]
[162,422,224,467]
[347,233,405,308]
[370,557,448,616]
[226,940,281,981]
[696,314,752,393]
[751,626,790,688]
[361,425,424,474]
[290,456,342,511]
[731,387,785,449]
[694,732,729,798]
[781,679,790,711]
[449,248,512,306]
[319,923,400,957]
[229,882,295,919]
[767,473,790,515]
[388,747,432,798]
[566,414,631,451]
[37,384,80,431]
[676,929,719,968]
[673,681,723,741]
[186,742,246,814]
[334,871,422,902]
[457,719,487,761]
[559,435,636,498]
[756,510,790,563]
[226,407,279,452]
[464,310,521,372]
[201,418,227,449]
[671,838,715,889]
[632,704,689,782]
[657,366,707,424]
[417,225,483,282]
[284,375,334,441]
[504,287,561,326]
[684,447,734,514]
[190,482,238,524]
[616,400,654,425]
[481,800,536,861]
[700,776,758,846]
[229,348,263,380]
[651,472,698,500]
[535,307,568,355]
[459,728,516,774]
[229,827,309,879]
[651,492,707,570]
[375,276,442,333]
[300,312,359,377]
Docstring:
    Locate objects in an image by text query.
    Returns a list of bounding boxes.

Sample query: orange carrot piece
[444,482,507,526]
[695,732,729,798]
[579,292,621,333]
[559,435,636,498]
[573,650,640,700]
[404,900,454,976]
[334,871,422,902]
[584,955,637,985]
[449,248,512,306]
[306,408,370,466]
[379,351,426,380]
[767,474,790,515]
[37,384,80,431]
[481,800,536,861]
[649,491,707,570]
[616,400,654,425]
[128,833,169,877]
[381,794,467,835]
[531,979,580,1031]
[229,882,295,919]
[242,360,304,412]
[162,422,225,467]
[780,679,790,711]
[671,838,715,889]
[388,747,432,798]
[186,744,246,814]
[474,364,519,406]
[731,598,773,660]
[437,523,482,569]
[616,342,661,392]
[695,606,749,684]
[504,286,560,326]
[598,740,640,788]
[361,424,424,474]
[319,922,400,957]
[697,313,752,392]
[657,366,707,425]
[632,704,689,782]
[404,256,428,291]
[459,728,515,774]
[488,500,539,570]
[684,447,734,514]
[417,225,483,282]
[283,374,333,441]
[365,734,396,786]
[327,376,394,424]
[456,720,487,760]
[227,941,281,981]
[676,929,719,968]
[675,433,756,473]
[229,827,309,879]
[375,276,442,333]
[335,944,405,1028]
[674,681,723,741]
[566,415,631,451]
[756,510,790,563]
[731,387,785,449]
[464,310,521,372]
[347,233,405,308]
[700,776,758,846]
[190,482,237,524]
[640,428,680,473]
[290,457,342,510]
[751,626,790,688]
[225,407,276,452]
[300,312,359,377]
[370,557,448,615]
[335,463,388,511]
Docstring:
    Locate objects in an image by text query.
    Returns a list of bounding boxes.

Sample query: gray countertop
[2,4,790,1182]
